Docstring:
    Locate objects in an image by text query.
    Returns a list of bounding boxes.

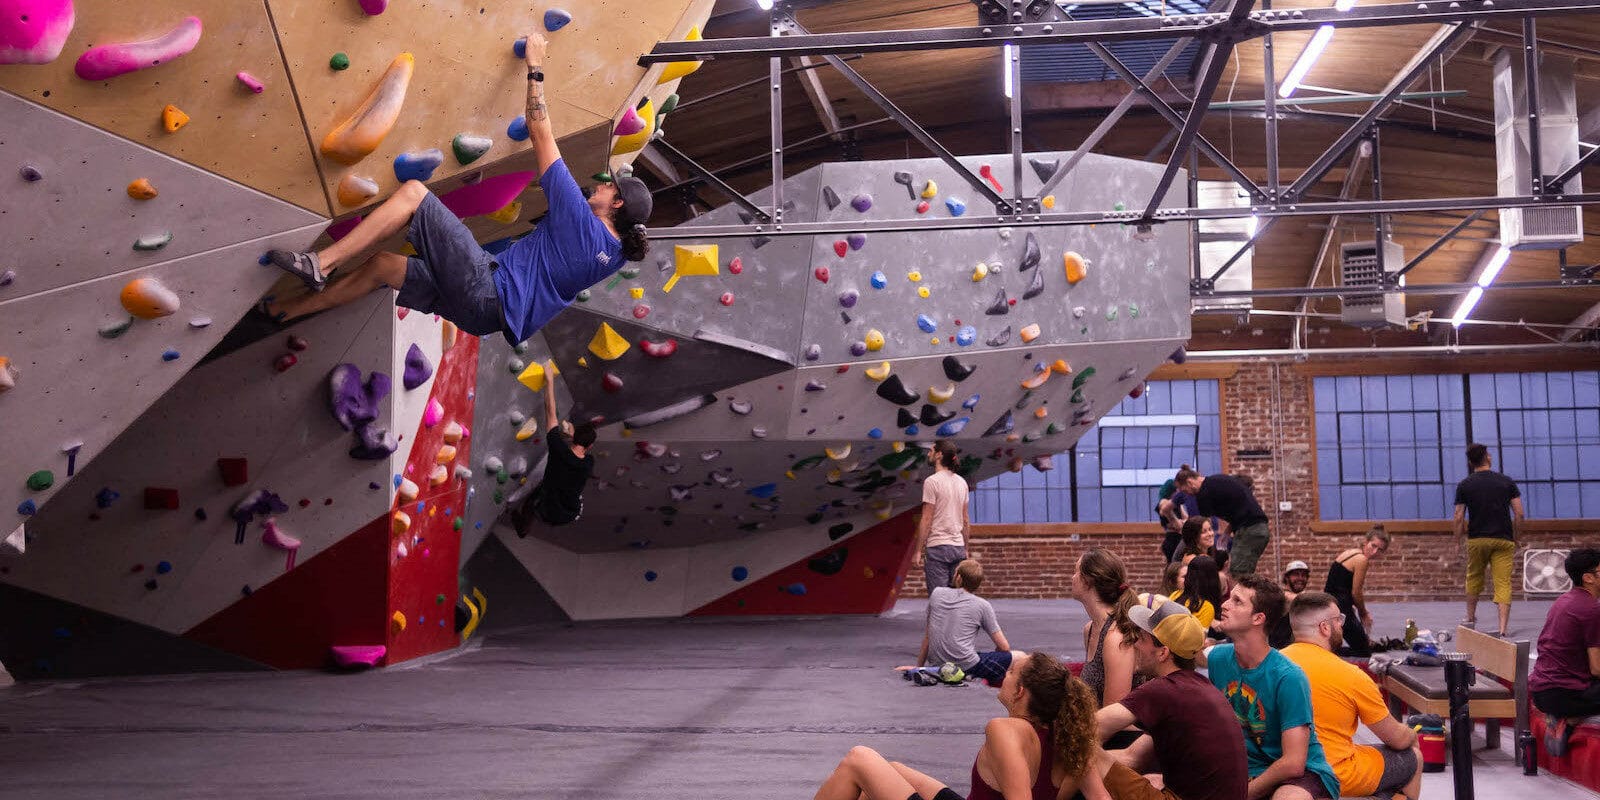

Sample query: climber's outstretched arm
[523,32,560,176]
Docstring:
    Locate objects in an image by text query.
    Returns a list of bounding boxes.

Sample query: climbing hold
[912,314,937,334]
[236,71,264,93]
[1042,195,1055,210]
[986,327,1012,347]
[907,270,922,283]
[1022,265,1045,300]
[426,464,448,486]
[516,360,546,393]
[1119,367,1138,381]
[1072,306,1086,319]
[1020,233,1040,271]
[451,133,493,165]
[978,164,1003,193]
[216,457,249,487]
[864,329,884,351]
[659,93,680,117]
[920,404,955,426]
[1169,346,1187,364]
[1034,406,1049,419]
[390,611,406,633]
[119,277,180,318]
[422,399,445,427]
[94,487,120,508]
[725,256,743,276]
[321,52,414,165]
[273,353,298,373]
[844,341,864,357]
[18,165,41,182]
[1019,323,1042,343]
[875,374,920,406]
[16,499,36,516]
[1071,366,1097,389]
[133,232,173,251]
[962,394,981,410]
[143,487,180,510]
[25,470,52,492]
[336,174,379,208]
[850,194,873,213]
[0,270,13,286]
[831,240,847,258]
[486,200,521,224]
[728,398,752,416]
[1105,307,1118,321]
[97,316,133,339]
[543,8,573,31]
[870,271,887,289]
[837,289,859,309]
[1029,157,1059,183]
[812,266,831,284]
[1020,370,1050,390]
[329,52,350,70]
[75,16,202,81]
[916,200,930,214]
[803,344,822,362]
[942,356,976,382]
[0,0,75,65]
[936,417,970,436]
[640,338,677,358]
[1063,251,1088,285]
[611,98,656,156]
[588,322,630,361]
[665,244,718,292]
[956,326,977,347]
[895,407,917,429]
[402,343,433,389]
[719,292,734,306]
[1129,384,1146,399]
[890,170,917,199]
[507,115,529,141]
[945,197,966,216]
[397,478,419,503]
[1051,359,1071,374]
[393,148,444,182]
[847,233,866,251]
[656,26,703,84]
[920,179,939,199]
[126,178,158,200]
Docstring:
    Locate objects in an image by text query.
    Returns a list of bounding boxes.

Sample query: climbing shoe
[266,250,326,292]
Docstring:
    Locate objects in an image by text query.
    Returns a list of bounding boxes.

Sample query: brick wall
[904,360,1599,601]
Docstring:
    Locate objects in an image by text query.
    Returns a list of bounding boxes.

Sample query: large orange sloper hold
[320,53,414,165]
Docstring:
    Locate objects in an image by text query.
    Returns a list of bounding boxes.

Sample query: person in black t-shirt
[1177,467,1269,580]
[1453,443,1524,637]
[512,367,595,534]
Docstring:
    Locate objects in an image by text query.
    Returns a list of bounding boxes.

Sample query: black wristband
[527,70,544,82]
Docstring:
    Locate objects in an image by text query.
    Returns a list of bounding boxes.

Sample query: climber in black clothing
[1324,525,1393,657]
[512,365,595,534]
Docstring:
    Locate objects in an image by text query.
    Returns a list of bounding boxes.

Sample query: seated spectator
[1171,555,1223,629]
[1095,594,1249,800]
[816,652,1109,800]
[1074,548,1148,750]
[900,559,1013,687]
[1173,516,1220,567]
[1323,525,1391,657]
[1159,562,1182,597]
[1206,575,1340,799]
[1530,547,1600,754]
[1282,592,1421,800]
[1270,561,1311,649]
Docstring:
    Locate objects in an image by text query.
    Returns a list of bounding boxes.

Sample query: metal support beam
[1201,278,1593,300]
[770,11,785,222]
[1550,142,1600,190]
[1209,218,1274,284]
[649,137,771,222]
[1141,7,1250,222]
[1262,0,1280,200]
[1008,43,1026,210]
[1523,17,1545,195]
[1397,210,1487,277]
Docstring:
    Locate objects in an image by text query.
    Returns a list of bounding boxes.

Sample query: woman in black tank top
[1324,525,1392,656]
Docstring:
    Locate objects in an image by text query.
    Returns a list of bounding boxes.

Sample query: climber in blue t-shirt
[261,31,651,344]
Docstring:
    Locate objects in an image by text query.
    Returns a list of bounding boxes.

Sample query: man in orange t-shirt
[1282,592,1421,800]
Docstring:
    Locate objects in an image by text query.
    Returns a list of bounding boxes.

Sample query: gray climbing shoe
[266,250,326,292]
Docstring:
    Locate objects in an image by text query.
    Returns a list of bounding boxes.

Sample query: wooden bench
[1381,626,1529,759]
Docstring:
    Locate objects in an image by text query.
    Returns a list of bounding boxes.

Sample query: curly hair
[1019,652,1099,780]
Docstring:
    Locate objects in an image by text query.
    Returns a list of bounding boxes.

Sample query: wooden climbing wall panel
[266,0,705,215]
[0,1,331,215]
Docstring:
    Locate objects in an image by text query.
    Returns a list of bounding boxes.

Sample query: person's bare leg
[1497,601,1512,636]
[887,761,950,799]
[1465,591,1478,627]
[270,251,407,322]
[1114,732,1158,772]
[814,746,917,800]
[1399,744,1423,800]
[318,180,431,274]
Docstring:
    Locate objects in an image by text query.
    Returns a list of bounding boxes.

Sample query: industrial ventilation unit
[1493,49,1584,249]
[1192,181,1254,321]
[1339,239,1406,328]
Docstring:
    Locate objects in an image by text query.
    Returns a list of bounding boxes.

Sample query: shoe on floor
[266,250,326,292]
[1460,619,1476,630]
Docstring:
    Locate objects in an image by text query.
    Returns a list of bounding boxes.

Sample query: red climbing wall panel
[386,334,479,663]
[689,509,919,616]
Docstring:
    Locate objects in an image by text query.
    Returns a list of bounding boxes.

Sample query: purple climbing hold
[543,8,573,31]
[850,194,872,213]
[804,379,827,392]
[328,363,391,431]
[849,341,867,357]
[838,289,858,309]
[936,417,970,436]
[0,269,14,286]
[19,165,42,182]
[402,343,433,389]
[804,343,822,361]
[847,233,866,251]
[358,0,388,14]
[350,424,398,460]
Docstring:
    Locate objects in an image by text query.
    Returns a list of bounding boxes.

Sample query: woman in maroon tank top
[813,652,1111,800]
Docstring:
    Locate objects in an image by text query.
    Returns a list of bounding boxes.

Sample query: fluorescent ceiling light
[1475,245,1511,287]
[755,0,774,8]
[1279,25,1335,98]
[1334,0,1356,9]
[1003,43,1015,99]
[1451,286,1484,326]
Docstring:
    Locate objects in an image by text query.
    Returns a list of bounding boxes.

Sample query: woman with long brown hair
[813,652,1109,800]
[1072,548,1145,710]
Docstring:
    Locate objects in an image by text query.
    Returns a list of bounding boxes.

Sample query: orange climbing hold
[390,611,407,632]
[320,52,414,165]
[119,277,181,319]
[126,178,158,200]
[391,511,411,535]
[1019,323,1042,343]
[435,444,457,464]
[1063,251,1088,285]
[336,174,379,207]
[161,104,189,132]
[1050,359,1071,374]
[1020,370,1050,390]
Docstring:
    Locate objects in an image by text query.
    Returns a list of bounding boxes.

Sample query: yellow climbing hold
[656,27,703,84]
[1063,251,1088,285]
[515,417,541,442]
[610,97,656,156]
[927,384,955,404]
[1042,194,1056,209]
[825,444,851,460]
[321,52,414,165]
[126,178,158,200]
[1020,323,1042,343]
[441,321,458,352]
[577,357,588,368]
[664,244,718,292]
[391,611,407,632]
[161,104,189,132]
[907,270,922,282]
[864,361,891,382]
[827,468,843,482]
[516,360,546,393]
[891,442,905,453]
[918,286,931,299]
[1021,370,1050,390]
[0,357,15,394]
[629,287,644,299]
[864,329,885,351]
[1051,359,1071,374]
[459,588,486,641]
[920,180,938,199]
[872,501,893,520]
[391,511,411,535]
[930,337,940,345]
[971,262,988,281]
[119,277,180,319]
[588,322,630,361]
[486,200,521,224]
[336,174,379,208]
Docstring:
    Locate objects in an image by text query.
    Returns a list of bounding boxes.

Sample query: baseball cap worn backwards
[1128,593,1206,660]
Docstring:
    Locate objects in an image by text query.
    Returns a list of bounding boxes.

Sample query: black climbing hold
[919,404,955,426]
[875,374,920,406]
[1020,232,1040,271]
[985,288,1010,315]
[1022,264,1045,300]
[822,185,841,210]
[1014,390,1034,410]
[805,511,825,525]
[986,326,1012,347]
[751,236,771,249]
[828,522,854,541]
[893,171,915,199]
[982,410,1014,437]
[942,355,976,382]
[896,408,917,429]
[840,311,852,324]
[808,547,848,576]
[20,165,43,182]
[1029,157,1059,184]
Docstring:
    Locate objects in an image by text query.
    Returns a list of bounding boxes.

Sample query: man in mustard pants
[1453,443,1524,638]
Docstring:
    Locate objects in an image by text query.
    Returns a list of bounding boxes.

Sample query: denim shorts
[395,192,506,337]
[966,650,1013,687]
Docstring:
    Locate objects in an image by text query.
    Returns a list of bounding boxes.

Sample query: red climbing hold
[286,335,309,352]
[979,164,1004,193]
[143,487,180,510]
[632,304,650,319]
[216,458,249,487]
[639,338,678,358]
[719,292,734,306]
[916,201,930,214]
[833,241,847,258]
[728,257,743,275]
[273,353,298,372]
[1008,298,1017,306]
[602,372,624,393]
[813,266,830,284]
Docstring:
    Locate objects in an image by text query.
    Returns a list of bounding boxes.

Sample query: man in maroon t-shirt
[1531,548,1600,754]
[1094,594,1249,800]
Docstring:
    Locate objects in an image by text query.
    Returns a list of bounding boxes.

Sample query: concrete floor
[0,599,1594,799]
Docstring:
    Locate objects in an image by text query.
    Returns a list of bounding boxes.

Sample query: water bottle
[1404,618,1419,646]
[1521,730,1538,775]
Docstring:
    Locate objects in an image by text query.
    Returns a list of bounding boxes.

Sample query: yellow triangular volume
[517,360,547,392]
[588,323,631,361]
[663,244,719,292]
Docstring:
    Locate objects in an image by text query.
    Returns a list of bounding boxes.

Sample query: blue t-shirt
[492,158,623,344]
[1207,644,1340,799]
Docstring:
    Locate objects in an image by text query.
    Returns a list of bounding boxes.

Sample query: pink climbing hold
[273,353,298,373]
[0,0,76,66]
[632,304,650,319]
[719,292,734,306]
[75,16,202,81]
[357,0,388,14]
[330,645,386,669]
[639,338,677,358]
[833,241,847,258]
[437,171,534,219]
[423,398,444,427]
[261,518,301,571]
[614,106,647,137]
[235,71,264,93]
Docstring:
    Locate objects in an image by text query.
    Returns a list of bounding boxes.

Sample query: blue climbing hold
[394,149,445,182]
[731,565,749,581]
[868,428,883,439]
[156,561,173,574]
[513,38,526,58]
[962,394,981,410]
[747,482,778,499]
[956,326,977,346]
[905,424,919,436]
[870,271,887,289]
[17,499,37,515]
[161,349,181,362]
[936,417,970,436]
[916,314,937,333]
[257,254,271,266]
[544,9,573,31]
[783,582,808,596]
[393,475,403,488]
[946,197,966,216]
[94,487,121,508]
[52,627,71,639]
[507,116,529,142]
[644,570,658,582]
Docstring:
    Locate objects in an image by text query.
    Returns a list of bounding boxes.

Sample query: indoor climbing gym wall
[464,151,1192,621]
[0,0,713,677]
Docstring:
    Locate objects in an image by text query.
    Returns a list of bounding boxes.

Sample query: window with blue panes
[1314,370,1600,520]
[970,380,1223,523]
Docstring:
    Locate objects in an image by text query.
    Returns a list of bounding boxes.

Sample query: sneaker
[1546,718,1572,758]
[266,250,326,292]
[1460,619,1476,630]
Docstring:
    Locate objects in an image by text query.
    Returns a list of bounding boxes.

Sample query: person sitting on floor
[1530,547,1600,755]
[1171,554,1223,630]
[1281,592,1421,800]
[1172,516,1221,568]
[1093,594,1249,800]
[1270,561,1312,649]
[898,559,1015,687]
[1207,575,1341,799]
[1322,525,1391,657]
[816,652,1112,800]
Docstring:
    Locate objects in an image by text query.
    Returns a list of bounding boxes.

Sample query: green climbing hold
[1071,366,1097,389]
[133,232,173,251]
[451,133,493,165]
[591,171,612,183]
[1113,201,1126,211]
[875,449,921,472]
[1022,431,1042,443]
[790,455,826,471]
[659,93,680,116]
[619,267,640,280]
[330,52,350,70]
[98,316,134,339]
[436,593,446,604]
[26,470,54,491]
[492,489,504,504]
[1106,307,1118,321]
[1070,389,1085,404]
[452,516,464,531]
[1129,304,1139,318]
[1046,422,1065,435]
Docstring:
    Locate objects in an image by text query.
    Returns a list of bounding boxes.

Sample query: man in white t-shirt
[916,440,970,594]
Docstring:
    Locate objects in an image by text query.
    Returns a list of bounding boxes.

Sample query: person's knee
[844,744,879,767]
[1269,785,1312,800]
[395,179,430,207]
